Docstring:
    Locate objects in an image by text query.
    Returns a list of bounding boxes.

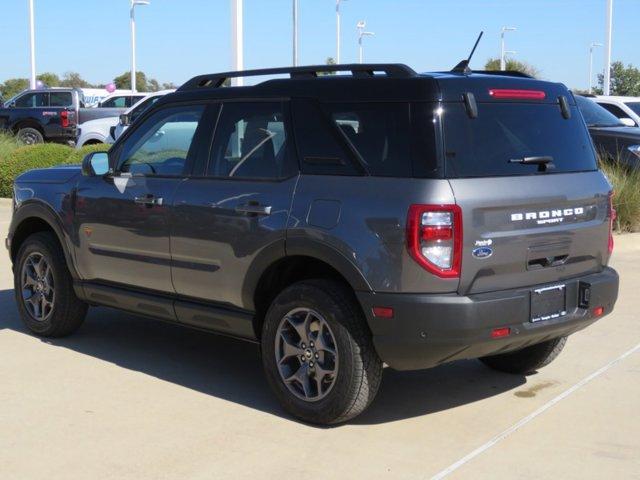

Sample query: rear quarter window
[443,102,597,177]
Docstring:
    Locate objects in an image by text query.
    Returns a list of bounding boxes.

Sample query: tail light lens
[608,191,616,255]
[60,110,69,128]
[407,204,462,278]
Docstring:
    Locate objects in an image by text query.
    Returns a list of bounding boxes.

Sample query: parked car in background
[595,95,640,127]
[75,116,118,148]
[76,91,174,148]
[575,95,640,168]
[96,93,147,108]
[111,89,175,142]
[0,88,128,144]
[8,64,618,424]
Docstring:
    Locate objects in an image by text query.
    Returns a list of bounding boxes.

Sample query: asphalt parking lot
[0,198,638,480]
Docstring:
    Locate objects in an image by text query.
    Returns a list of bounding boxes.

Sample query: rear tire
[261,279,382,425]
[479,337,567,375]
[16,127,44,145]
[14,232,87,337]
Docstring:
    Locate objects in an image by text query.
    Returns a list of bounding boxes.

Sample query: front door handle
[235,203,272,216]
[134,195,164,207]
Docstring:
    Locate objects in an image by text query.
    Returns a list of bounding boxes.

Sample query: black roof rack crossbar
[178,63,417,91]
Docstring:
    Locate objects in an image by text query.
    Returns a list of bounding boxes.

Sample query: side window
[102,97,127,108]
[208,102,296,179]
[323,102,412,177]
[15,92,48,108]
[118,105,205,176]
[598,102,628,119]
[292,98,359,176]
[49,92,72,107]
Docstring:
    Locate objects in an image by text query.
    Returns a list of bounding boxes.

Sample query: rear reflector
[372,306,394,319]
[489,89,546,100]
[491,327,511,339]
[593,306,604,317]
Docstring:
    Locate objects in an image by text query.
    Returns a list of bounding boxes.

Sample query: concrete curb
[0,198,13,207]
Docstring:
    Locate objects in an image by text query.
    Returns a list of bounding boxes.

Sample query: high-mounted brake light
[608,191,616,255]
[407,204,462,278]
[489,89,546,100]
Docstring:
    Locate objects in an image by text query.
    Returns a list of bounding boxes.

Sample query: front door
[73,103,208,294]
[171,101,299,310]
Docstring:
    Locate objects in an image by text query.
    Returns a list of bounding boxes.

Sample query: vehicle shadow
[0,288,526,426]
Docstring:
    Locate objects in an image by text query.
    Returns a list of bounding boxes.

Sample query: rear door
[170,100,298,311]
[441,94,612,295]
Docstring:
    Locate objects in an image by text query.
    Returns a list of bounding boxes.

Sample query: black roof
[158,63,570,106]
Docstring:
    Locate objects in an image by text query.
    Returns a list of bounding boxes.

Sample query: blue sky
[0,0,638,90]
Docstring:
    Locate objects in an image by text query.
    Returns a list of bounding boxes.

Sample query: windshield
[625,101,640,116]
[443,102,597,177]
[575,95,625,127]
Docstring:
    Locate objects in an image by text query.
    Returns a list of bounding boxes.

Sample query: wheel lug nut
[315,353,319,359]
[309,361,314,367]
[301,343,306,349]
[310,342,314,348]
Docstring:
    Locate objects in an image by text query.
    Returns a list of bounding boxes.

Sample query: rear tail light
[407,204,462,278]
[488,89,546,100]
[608,191,616,255]
[60,110,69,128]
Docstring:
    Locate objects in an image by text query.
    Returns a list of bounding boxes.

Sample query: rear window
[49,92,72,107]
[443,103,597,177]
[625,101,640,116]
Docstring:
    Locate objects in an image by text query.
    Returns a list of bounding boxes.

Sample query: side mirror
[620,117,636,127]
[119,113,131,126]
[82,151,110,177]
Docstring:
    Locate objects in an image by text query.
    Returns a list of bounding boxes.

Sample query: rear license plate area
[531,284,567,323]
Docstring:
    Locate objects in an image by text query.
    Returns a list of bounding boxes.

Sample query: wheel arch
[9,202,79,281]
[246,239,372,339]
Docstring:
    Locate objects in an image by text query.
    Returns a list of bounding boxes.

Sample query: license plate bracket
[531,284,567,323]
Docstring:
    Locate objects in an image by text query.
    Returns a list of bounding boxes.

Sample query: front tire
[261,279,382,425]
[14,232,87,337]
[479,337,567,375]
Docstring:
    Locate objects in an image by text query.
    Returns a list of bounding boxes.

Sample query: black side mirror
[82,151,110,176]
[119,113,131,126]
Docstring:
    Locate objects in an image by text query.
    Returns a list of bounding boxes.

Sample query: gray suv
[7,64,619,424]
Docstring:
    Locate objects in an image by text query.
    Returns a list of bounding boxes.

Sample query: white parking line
[430,342,640,480]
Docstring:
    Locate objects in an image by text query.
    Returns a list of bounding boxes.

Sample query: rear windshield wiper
[509,156,555,172]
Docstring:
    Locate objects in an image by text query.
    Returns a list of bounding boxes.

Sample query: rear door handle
[235,204,272,216]
[134,195,164,207]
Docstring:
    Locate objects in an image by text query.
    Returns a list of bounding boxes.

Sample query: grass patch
[0,131,23,163]
[600,159,640,232]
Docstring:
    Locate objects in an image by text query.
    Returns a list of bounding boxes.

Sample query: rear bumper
[357,267,619,371]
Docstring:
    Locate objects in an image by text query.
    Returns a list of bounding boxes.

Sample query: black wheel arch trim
[9,200,80,281]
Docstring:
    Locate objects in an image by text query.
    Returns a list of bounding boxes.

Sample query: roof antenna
[452,31,484,74]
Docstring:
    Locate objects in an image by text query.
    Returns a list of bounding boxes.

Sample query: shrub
[66,143,111,165]
[0,143,74,197]
[0,131,23,163]
[600,159,640,232]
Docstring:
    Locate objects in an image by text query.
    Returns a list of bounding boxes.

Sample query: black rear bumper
[357,267,619,371]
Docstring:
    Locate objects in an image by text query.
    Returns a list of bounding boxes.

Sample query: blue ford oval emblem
[472,247,493,259]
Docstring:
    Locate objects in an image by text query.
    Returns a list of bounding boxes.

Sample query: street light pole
[130,0,150,94]
[603,0,613,95]
[589,42,603,93]
[500,26,516,70]
[357,21,374,64]
[28,0,36,89]
[293,0,299,66]
[231,0,243,86]
[336,0,345,64]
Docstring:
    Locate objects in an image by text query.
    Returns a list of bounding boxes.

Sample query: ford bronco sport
[7,63,619,424]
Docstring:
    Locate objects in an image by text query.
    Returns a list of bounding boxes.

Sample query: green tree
[597,61,640,96]
[36,72,60,87]
[485,57,540,78]
[0,78,29,100]
[161,82,177,90]
[60,71,92,88]
[114,71,149,91]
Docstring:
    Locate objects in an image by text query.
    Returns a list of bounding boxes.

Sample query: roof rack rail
[177,63,417,91]
[471,70,534,79]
